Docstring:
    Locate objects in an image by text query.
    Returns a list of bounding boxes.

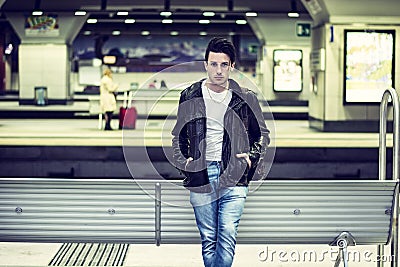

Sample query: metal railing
[379,88,400,267]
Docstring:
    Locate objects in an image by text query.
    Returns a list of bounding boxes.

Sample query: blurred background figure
[100,68,119,130]
[159,80,168,90]
[148,79,157,88]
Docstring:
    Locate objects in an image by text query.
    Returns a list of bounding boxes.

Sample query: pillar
[0,32,5,94]
[5,12,87,104]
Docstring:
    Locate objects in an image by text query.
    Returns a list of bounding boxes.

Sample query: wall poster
[344,30,395,104]
[273,49,303,92]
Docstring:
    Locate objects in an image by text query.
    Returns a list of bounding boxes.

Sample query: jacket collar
[185,78,245,108]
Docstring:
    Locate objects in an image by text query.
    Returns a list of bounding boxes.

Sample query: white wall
[249,16,312,102]
[19,44,69,100]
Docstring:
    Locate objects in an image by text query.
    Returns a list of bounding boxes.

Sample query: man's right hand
[185,157,193,169]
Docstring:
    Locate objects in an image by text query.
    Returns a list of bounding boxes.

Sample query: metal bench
[0,178,398,266]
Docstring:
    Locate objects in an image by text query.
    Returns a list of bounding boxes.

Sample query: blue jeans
[190,161,248,267]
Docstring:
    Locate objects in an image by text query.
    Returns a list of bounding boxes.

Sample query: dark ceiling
[1,0,310,36]
[1,0,309,13]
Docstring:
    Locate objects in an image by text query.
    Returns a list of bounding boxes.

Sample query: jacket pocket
[220,157,248,187]
[182,169,210,192]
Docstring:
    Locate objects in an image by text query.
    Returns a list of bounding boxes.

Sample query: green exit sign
[296,23,311,37]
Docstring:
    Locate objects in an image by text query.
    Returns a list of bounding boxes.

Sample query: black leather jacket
[171,79,270,192]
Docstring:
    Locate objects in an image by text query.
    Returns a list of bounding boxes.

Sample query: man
[171,37,270,267]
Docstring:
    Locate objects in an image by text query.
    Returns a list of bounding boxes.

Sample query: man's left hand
[236,153,251,168]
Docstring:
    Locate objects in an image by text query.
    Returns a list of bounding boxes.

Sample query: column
[5,12,87,104]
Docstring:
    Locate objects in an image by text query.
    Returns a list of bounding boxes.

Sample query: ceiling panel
[324,0,400,17]
[1,0,308,14]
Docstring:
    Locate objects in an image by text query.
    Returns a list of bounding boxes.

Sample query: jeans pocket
[224,185,248,199]
[237,157,249,177]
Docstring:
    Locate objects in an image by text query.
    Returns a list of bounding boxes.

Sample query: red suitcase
[119,91,137,129]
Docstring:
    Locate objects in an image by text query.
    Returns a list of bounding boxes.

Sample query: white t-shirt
[201,80,232,161]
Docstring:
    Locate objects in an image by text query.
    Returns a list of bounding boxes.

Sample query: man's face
[204,51,235,87]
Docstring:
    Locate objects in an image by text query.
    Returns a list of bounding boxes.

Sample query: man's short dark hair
[205,37,236,64]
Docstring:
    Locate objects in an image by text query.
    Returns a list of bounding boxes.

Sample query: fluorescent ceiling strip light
[117,11,129,16]
[246,12,257,17]
[75,11,86,16]
[32,10,43,16]
[203,11,215,17]
[199,19,210,24]
[87,18,98,23]
[235,19,247,24]
[160,11,172,16]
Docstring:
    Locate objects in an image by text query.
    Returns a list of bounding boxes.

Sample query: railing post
[379,88,399,267]
[155,183,161,246]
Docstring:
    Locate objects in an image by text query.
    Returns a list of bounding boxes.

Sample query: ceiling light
[124,19,135,23]
[199,19,210,24]
[87,18,97,24]
[288,12,300,18]
[32,10,43,16]
[4,44,13,55]
[199,31,207,36]
[112,30,121,36]
[141,31,150,36]
[83,31,91,35]
[235,19,247,25]
[160,11,172,17]
[288,0,300,18]
[117,11,129,16]
[170,31,179,36]
[74,11,86,16]
[246,12,258,17]
[203,11,215,17]
[162,19,173,24]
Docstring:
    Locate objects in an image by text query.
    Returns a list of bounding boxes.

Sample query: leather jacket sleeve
[171,92,189,170]
[246,92,270,176]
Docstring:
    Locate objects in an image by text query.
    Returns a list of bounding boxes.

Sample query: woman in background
[159,80,168,90]
[100,68,118,130]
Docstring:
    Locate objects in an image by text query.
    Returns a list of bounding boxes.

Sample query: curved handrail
[379,87,400,181]
[379,87,399,267]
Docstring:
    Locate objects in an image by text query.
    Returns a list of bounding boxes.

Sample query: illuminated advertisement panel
[344,30,395,104]
[273,49,303,92]
[25,14,59,37]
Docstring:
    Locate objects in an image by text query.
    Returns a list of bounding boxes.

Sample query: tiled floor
[0,242,397,267]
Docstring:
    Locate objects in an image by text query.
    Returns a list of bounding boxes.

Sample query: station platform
[0,117,389,179]
[0,117,383,148]
[0,99,309,120]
